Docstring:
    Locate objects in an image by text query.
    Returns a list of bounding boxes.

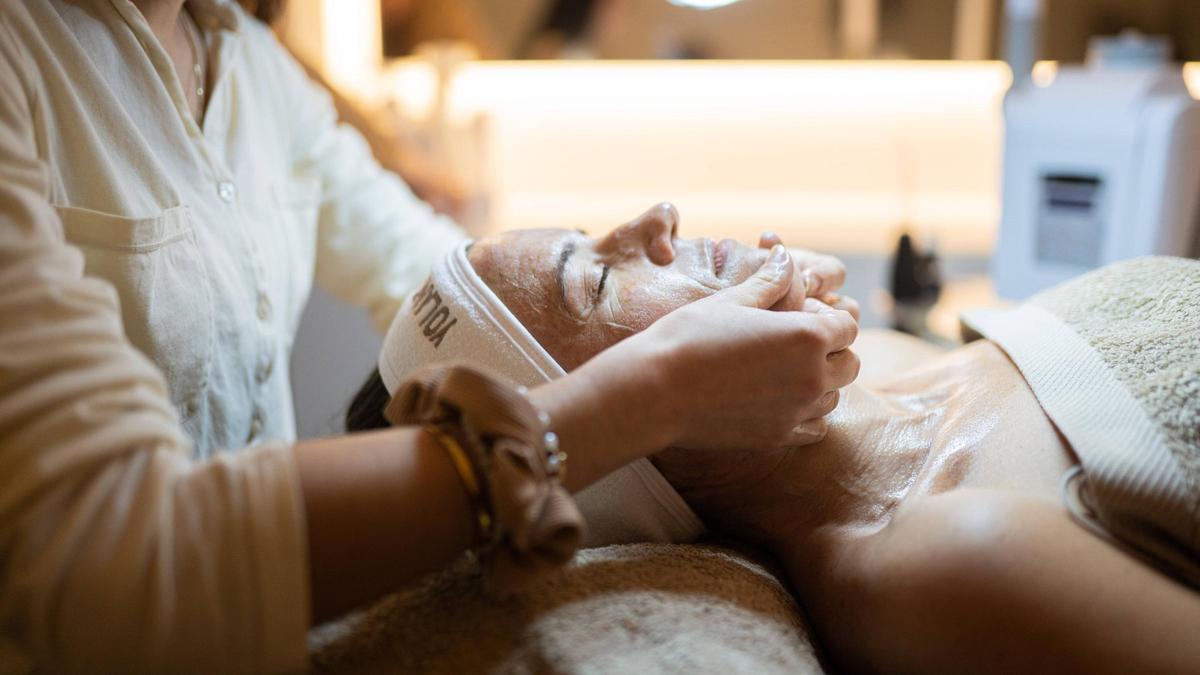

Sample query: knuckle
[833,258,846,274]
[834,310,859,343]
[793,323,823,348]
[824,389,841,413]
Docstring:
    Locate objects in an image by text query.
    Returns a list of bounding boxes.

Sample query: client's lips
[712,238,735,278]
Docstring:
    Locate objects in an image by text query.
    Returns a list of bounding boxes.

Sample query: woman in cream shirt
[0,1,858,671]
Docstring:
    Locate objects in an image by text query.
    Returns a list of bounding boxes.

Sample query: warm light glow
[1186,62,1200,100]
[430,60,1011,254]
[306,1,1015,254]
[319,0,380,99]
[1031,60,1058,88]
[667,0,744,8]
[379,60,438,120]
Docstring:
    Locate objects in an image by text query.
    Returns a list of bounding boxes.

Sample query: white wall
[435,60,1010,254]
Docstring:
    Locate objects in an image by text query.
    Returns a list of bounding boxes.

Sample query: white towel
[962,256,1200,587]
[379,241,704,546]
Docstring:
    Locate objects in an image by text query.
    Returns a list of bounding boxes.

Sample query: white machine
[994,33,1200,299]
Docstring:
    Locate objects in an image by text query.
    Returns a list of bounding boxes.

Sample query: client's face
[468,203,770,369]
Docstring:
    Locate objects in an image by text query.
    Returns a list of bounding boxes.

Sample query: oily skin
[468,216,1200,672]
[468,203,766,369]
[467,207,1069,554]
[468,209,1070,551]
[469,211,1080,647]
[652,340,1075,575]
[468,203,852,370]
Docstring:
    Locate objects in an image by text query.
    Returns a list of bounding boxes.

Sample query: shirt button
[184,393,201,418]
[256,293,272,321]
[248,412,263,443]
[217,181,236,203]
[256,355,274,384]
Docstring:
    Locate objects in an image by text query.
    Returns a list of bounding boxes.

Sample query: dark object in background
[889,233,942,337]
[520,0,599,59]
[536,0,596,44]
[1038,0,1200,63]
[238,0,287,24]
[379,0,500,58]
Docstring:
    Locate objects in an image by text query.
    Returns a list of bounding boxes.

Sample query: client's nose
[599,202,678,266]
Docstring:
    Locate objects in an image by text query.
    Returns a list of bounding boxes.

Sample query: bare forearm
[295,358,671,622]
[296,427,476,622]
[529,346,675,493]
[294,245,862,620]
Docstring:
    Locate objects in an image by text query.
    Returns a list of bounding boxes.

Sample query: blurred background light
[667,0,744,9]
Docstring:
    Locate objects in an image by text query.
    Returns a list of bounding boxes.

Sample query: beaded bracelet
[517,384,567,484]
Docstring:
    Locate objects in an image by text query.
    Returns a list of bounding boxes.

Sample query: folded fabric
[379,241,704,546]
[963,256,1200,587]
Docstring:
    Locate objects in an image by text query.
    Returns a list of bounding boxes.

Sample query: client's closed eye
[594,264,611,304]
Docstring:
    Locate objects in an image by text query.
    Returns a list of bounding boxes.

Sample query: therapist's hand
[591,244,856,447]
[756,231,849,312]
[529,245,858,490]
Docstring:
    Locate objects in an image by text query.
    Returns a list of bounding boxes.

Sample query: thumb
[713,244,793,309]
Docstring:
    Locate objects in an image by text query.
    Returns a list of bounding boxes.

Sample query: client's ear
[346,368,392,432]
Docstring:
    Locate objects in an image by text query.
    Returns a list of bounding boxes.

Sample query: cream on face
[467,204,770,369]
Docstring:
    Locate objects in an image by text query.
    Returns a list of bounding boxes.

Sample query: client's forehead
[469,229,586,309]
[471,229,581,280]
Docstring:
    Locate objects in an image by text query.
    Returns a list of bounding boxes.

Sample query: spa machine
[994,32,1200,299]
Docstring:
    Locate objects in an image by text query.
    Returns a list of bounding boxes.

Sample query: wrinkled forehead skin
[467,229,601,370]
[466,222,770,371]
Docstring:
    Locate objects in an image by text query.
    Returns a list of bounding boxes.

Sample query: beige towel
[308,544,824,674]
[964,256,1200,586]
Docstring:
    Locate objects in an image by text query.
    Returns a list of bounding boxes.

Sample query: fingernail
[767,244,789,277]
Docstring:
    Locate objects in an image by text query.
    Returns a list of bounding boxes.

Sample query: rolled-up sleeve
[0,17,309,674]
[273,33,467,331]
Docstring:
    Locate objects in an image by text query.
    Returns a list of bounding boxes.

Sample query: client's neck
[654,382,939,568]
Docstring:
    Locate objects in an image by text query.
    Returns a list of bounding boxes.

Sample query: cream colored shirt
[0,0,464,671]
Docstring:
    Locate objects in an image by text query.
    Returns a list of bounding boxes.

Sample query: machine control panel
[1036,172,1105,267]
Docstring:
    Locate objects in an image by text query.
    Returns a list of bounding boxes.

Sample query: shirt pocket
[55,205,214,421]
[272,177,321,335]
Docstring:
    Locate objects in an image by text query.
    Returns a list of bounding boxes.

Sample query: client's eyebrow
[555,240,577,311]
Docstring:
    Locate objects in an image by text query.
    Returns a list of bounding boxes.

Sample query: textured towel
[964,256,1200,586]
[379,241,704,547]
[308,543,824,675]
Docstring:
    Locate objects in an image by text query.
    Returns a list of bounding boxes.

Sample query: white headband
[380,241,703,547]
